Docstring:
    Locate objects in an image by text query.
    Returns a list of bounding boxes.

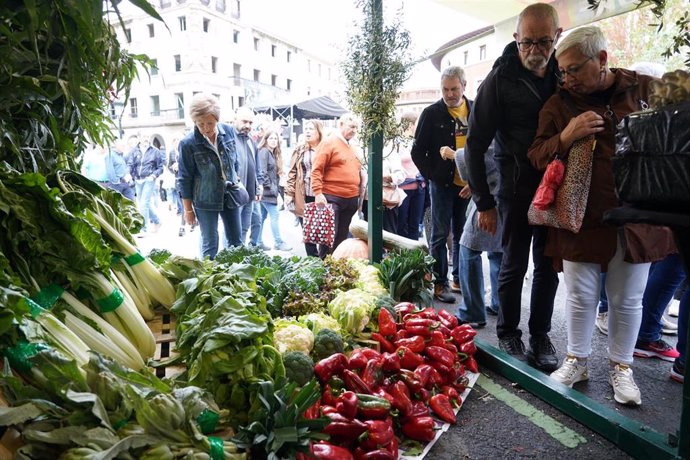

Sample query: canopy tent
[253,95,347,121]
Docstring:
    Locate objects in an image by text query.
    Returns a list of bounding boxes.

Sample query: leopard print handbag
[528,135,595,233]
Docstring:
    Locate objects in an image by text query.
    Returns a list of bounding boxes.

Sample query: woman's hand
[439,146,456,160]
[559,111,605,150]
[459,184,472,199]
[315,193,327,207]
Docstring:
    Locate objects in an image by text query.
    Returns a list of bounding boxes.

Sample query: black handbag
[224,181,251,209]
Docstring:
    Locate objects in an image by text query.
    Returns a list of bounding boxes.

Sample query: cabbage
[273,319,315,355]
[351,260,387,297]
[299,312,342,335]
[328,288,377,334]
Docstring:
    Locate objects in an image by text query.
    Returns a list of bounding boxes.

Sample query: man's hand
[315,193,327,207]
[184,209,196,226]
[439,146,456,160]
[459,184,472,199]
[478,208,498,235]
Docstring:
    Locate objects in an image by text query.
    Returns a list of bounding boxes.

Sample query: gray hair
[339,112,360,127]
[441,66,466,85]
[189,93,221,122]
[517,3,560,32]
[556,26,607,60]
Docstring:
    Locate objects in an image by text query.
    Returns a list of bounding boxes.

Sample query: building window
[151,59,158,76]
[233,63,241,85]
[233,30,239,43]
[216,0,226,12]
[124,28,131,43]
[287,79,292,91]
[203,18,210,32]
[253,37,260,51]
[130,98,138,118]
[211,56,218,73]
[231,0,240,19]
[179,16,186,31]
[174,55,181,72]
[271,74,277,86]
[479,45,486,61]
[307,59,311,72]
[463,50,468,65]
[318,63,322,77]
[253,69,260,82]
[175,93,184,119]
[271,45,276,57]
[148,23,154,37]
[160,0,171,7]
[287,50,291,63]
[150,95,160,116]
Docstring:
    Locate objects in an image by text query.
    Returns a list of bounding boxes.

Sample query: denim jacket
[177,123,239,211]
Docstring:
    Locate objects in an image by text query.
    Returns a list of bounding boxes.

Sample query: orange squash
[332,238,369,260]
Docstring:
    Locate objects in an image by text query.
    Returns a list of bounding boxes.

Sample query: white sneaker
[609,364,641,406]
[550,356,589,388]
[661,316,678,335]
[668,299,680,318]
[595,312,608,335]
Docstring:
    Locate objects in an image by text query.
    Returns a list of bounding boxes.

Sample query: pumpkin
[332,238,369,260]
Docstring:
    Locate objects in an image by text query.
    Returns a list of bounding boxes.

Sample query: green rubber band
[4,341,49,372]
[208,436,224,460]
[124,252,145,266]
[24,297,45,319]
[113,418,128,431]
[96,288,124,313]
[31,284,64,310]
[197,409,220,434]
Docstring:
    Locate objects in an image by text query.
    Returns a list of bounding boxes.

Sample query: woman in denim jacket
[177,93,242,259]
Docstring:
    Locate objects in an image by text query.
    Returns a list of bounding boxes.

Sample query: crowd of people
[82,1,687,407]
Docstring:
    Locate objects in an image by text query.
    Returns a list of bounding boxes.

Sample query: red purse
[302,203,336,247]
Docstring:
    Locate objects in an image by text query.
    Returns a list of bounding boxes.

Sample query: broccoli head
[313,329,345,361]
[283,351,314,386]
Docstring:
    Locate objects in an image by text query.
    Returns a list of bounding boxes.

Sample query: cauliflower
[273,319,314,354]
[328,288,377,335]
[299,312,342,335]
[351,260,387,297]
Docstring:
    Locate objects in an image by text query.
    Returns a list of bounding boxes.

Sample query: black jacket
[465,42,560,210]
[411,97,473,186]
[127,145,165,180]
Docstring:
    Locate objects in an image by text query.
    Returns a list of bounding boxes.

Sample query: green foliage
[283,351,315,386]
[341,0,412,149]
[376,248,435,306]
[0,0,159,174]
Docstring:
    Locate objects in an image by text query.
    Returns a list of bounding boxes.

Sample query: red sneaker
[633,339,680,362]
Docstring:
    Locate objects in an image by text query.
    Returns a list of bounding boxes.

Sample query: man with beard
[232,106,265,248]
[465,3,562,371]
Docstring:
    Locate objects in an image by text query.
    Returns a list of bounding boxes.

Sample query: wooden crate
[148,308,185,379]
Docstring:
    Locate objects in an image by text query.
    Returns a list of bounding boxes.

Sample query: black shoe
[498,336,527,361]
[526,335,559,372]
[434,285,456,303]
[178,227,185,237]
[457,318,486,329]
[486,307,499,316]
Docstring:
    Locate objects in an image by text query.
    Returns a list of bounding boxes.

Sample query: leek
[112,266,155,320]
[27,306,90,367]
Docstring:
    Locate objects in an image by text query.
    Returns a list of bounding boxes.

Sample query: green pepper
[355,393,391,419]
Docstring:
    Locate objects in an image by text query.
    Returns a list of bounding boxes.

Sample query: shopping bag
[528,135,595,233]
[303,202,336,247]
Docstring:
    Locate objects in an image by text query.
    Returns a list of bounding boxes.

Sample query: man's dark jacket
[411,96,472,186]
[465,41,560,210]
[127,145,165,180]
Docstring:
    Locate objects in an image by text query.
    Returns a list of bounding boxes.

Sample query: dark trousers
[397,187,426,240]
[361,199,398,234]
[318,194,359,259]
[496,197,559,340]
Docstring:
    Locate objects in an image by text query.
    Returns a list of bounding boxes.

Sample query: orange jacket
[311,134,361,199]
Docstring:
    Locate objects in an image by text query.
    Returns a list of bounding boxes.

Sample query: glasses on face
[559,57,593,81]
[516,38,555,52]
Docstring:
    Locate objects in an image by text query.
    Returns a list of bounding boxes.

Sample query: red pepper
[401,416,437,442]
[441,341,458,354]
[355,449,395,460]
[380,352,401,374]
[378,308,397,337]
[371,332,395,353]
[413,364,435,388]
[384,434,398,458]
[427,366,444,388]
[419,306,439,320]
[323,418,368,442]
[429,393,457,424]
[311,441,355,460]
[425,330,446,347]
[404,317,441,337]
[389,380,413,415]
[335,391,358,419]
[362,358,384,390]
[442,385,462,407]
[349,348,381,370]
[397,346,424,370]
[356,393,392,419]
[394,301,417,318]
[321,384,340,407]
[321,405,337,416]
[358,418,394,450]
[454,375,470,393]
[458,339,477,356]
[402,313,420,322]
[406,400,430,418]
[416,387,432,403]
[314,353,349,383]
[426,345,456,368]
[305,399,321,419]
[343,369,373,394]
[394,329,410,341]
[429,360,451,378]
[437,324,452,338]
[464,355,479,373]
[394,336,425,354]
[374,388,396,408]
[398,369,423,393]
[437,309,459,329]
[450,324,477,345]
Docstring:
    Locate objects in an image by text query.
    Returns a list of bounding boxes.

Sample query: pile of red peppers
[300,303,479,459]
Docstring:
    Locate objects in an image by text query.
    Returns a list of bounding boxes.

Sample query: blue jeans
[598,272,608,313]
[397,187,425,240]
[135,177,160,230]
[429,182,468,287]
[240,200,261,245]
[195,207,242,259]
[165,187,183,215]
[457,245,502,323]
[261,201,284,245]
[248,201,264,245]
[638,254,685,343]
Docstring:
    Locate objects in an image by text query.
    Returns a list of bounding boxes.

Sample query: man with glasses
[465,3,562,371]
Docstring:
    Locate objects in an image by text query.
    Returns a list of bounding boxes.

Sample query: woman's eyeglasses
[559,57,593,81]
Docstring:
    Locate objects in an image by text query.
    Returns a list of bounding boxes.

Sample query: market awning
[253,95,347,120]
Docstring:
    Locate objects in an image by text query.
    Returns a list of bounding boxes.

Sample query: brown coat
[285,143,315,217]
[528,69,675,270]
